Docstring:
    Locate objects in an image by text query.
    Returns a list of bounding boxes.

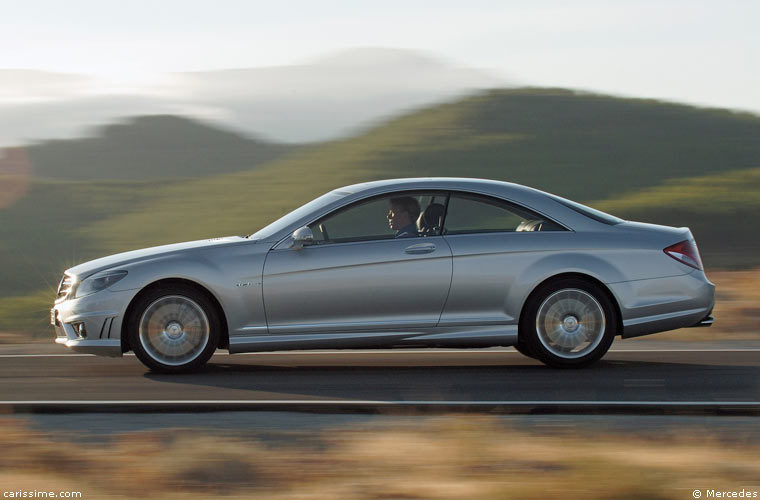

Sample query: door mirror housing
[290,226,314,250]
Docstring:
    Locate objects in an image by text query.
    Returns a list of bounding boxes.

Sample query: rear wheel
[128,284,220,373]
[521,278,617,368]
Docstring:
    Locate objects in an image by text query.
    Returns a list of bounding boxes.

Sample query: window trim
[545,193,623,225]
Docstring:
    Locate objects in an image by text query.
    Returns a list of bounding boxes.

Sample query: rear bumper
[610,270,715,339]
[688,314,714,328]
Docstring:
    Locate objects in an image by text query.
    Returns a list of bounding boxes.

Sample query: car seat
[417,203,446,235]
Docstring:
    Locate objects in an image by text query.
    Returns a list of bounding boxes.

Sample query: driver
[387,197,420,238]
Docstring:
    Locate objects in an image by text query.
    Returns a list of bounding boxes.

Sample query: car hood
[66,236,253,278]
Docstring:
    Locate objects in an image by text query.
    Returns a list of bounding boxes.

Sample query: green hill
[351,88,760,201]
[79,89,760,260]
[3,88,760,339]
[27,115,295,180]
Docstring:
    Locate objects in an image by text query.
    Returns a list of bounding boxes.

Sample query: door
[262,192,453,334]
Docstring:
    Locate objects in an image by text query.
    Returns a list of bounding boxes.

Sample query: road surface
[1,341,758,414]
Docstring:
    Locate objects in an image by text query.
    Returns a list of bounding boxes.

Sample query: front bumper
[54,337,122,356]
[51,288,136,357]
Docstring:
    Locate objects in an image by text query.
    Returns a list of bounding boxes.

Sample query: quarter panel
[440,230,690,328]
[440,232,584,326]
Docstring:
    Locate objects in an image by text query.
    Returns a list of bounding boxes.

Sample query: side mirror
[290,226,314,250]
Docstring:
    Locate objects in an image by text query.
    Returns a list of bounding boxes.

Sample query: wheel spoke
[138,295,210,366]
[535,288,606,359]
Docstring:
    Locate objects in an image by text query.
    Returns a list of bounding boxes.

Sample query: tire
[128,284,221,373]
[513,340,535,359]
[521,278,617,368]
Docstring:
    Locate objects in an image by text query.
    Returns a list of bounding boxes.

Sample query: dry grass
[0,416,758,499]
[650,267,760,341]
[709,268,760,336]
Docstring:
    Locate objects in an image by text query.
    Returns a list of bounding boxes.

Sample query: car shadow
[142,357,759,403]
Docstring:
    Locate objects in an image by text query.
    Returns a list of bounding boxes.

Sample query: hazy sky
[2,0,759,113]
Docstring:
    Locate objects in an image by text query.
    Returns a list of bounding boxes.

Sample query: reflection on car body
[51,178,715,372]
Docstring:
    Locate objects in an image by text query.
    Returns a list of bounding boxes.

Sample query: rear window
[443,193,567,234]
[547,194,623,225]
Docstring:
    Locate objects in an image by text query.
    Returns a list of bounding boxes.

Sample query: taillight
[664,240,703,270]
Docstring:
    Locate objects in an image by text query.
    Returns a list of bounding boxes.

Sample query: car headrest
[516,220,543,232]
[417,203,446,234]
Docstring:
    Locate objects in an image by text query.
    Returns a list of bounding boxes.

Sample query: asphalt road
[1,341,758,414]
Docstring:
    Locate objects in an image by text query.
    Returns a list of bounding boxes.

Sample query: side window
[308,192,447,244]
[443,194,565,235]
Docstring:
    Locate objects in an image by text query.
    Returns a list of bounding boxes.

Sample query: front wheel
[521,279,617,368]
[128,285,221,373]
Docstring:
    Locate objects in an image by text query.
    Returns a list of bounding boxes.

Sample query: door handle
[405,243,436,254]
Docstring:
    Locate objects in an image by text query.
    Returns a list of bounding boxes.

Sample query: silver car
[51,178,715,372]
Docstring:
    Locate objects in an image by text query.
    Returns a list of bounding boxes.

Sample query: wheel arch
[517,272,623,342]
[120,277,230,353]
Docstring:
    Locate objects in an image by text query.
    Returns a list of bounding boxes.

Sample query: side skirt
[228,325,518,354]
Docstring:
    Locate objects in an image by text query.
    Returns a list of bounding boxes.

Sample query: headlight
[74,270,128,298]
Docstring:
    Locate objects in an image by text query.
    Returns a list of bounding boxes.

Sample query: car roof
[336,177,559,212]
[338,177,525,194]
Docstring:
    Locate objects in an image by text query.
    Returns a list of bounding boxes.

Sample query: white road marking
[0,354,98,357]
[610,349,760,352]
[1,400,759,406]
[1,348,759,358]
[228,349,759,354]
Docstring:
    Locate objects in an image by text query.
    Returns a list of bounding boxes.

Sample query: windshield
[249,191,347,240]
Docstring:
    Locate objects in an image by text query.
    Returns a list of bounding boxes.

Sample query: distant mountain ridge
[0,47,504,147]
[26,115,295,180]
